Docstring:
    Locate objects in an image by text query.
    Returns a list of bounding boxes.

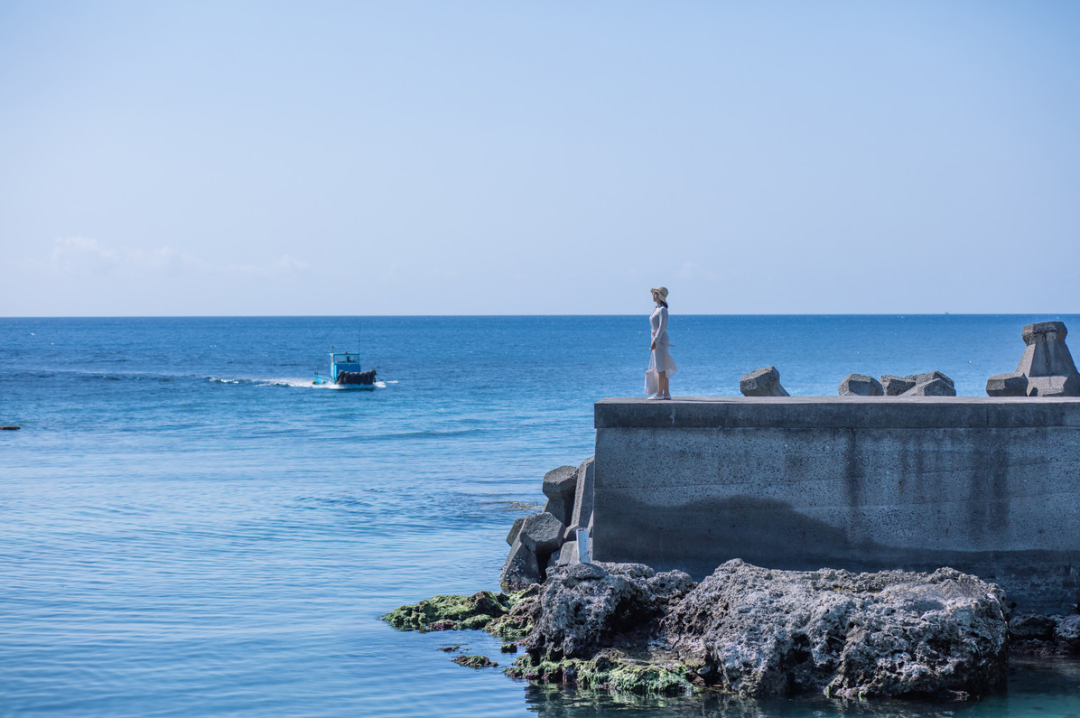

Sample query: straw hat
[651,286,669,302]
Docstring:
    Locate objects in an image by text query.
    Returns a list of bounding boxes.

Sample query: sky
[1,1,1078,316]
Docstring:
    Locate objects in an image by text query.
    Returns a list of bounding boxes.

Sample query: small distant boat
[313,351,377,389]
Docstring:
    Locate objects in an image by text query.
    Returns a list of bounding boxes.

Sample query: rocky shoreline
[383,450,1080,702]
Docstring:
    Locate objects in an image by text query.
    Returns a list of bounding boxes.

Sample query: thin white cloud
[45,237,313,279]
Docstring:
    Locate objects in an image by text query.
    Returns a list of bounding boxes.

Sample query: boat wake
[208,376,391,389]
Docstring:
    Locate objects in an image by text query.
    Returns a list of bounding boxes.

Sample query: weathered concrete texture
[986,372,1028,397]
[899,372,956,397]
[566,456,595,540]
[593,396,1080,613]
[506,517,525,546]
[554,540,580,567]
[839,374,883,396]
[543,466,578,526]
[501,538,541,591]
[519,512,565,555]
[1020,322,1078,376]
[740,366,790,397]
[902,377,956,396]
[881,375,916,396]
[987,321,1080,397]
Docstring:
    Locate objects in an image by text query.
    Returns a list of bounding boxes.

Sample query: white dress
[645,305,677,396]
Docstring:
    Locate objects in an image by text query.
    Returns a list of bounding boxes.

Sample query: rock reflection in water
[521,658,1080,718]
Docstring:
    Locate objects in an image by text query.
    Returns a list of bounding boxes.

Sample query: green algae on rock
[505,652,693,696]
[453,655,498,669]
[381,590,514,632]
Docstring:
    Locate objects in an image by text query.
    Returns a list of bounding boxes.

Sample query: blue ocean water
[2,314,1079,718]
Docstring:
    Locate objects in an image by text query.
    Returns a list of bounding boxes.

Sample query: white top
[650,306,670,347]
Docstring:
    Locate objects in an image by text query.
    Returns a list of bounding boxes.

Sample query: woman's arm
[657,307,668,342]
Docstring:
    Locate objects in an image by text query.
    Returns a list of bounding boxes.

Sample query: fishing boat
[313,351,377,389]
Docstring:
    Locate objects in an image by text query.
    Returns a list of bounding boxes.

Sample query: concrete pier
[593,396,1080,613]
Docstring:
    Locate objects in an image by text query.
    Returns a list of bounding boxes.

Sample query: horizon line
[3,312,1079,320]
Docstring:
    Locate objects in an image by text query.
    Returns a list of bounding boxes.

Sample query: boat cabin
[330,352,361,378]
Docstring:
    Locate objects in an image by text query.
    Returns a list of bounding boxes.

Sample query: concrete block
[500,538,541,591]
[903,377,956,397]
[567,456,595,538]
[1018,322,1078,377]
[555,540,581,566]
[543,497,570,526]
[506,517,525,546]
[1027,373,1080,397]
[519,512,565,555]
[984,322,1080,397]
[986,372,1027,397]
[914,371,955,389]
[839,374,884,396]
[592,395,1080,613]
[880,375,916,396]
[740,366,790,397]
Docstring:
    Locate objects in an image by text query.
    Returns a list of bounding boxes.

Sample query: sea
[2,315,1080,718]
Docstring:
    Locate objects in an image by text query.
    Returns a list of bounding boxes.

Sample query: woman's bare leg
[658,371,670,398]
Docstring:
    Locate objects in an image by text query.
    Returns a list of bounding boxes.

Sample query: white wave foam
[208,376,391,390]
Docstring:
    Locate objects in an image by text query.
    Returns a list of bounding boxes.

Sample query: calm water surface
[2,315,1078,718]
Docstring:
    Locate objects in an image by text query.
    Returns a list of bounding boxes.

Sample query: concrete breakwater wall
[593,397,1080,614]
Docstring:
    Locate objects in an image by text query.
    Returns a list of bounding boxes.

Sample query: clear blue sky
[1,1,1078,316]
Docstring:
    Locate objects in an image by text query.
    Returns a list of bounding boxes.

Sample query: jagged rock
[524,562,694,659]
[839,374,884,396]
[880,375,917,396]
[500,538,541,591]
[519,512,565,555]
[986,372,1028,397]
[663,559,1007,699]
[1009,614,1058,640]
[740,366,790,397]
[542,466,578,525]
[1056,615,1080,651]
[506,517,525,546]
[566,457,595,540]
[902,372,957,397]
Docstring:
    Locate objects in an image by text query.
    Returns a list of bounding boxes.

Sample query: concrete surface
[592,396,1080,613]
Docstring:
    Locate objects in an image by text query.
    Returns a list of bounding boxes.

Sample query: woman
[646,286,676,399]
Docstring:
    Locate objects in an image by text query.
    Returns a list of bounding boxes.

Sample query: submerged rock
[663,560,1007,699]
[453,654,498,668]
[381,590,514,632]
